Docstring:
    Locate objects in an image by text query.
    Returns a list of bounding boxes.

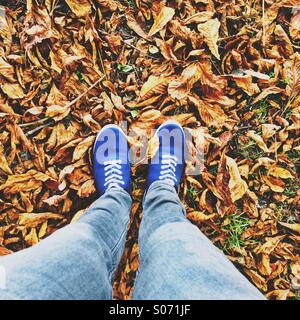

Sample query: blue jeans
[0,182,265,300]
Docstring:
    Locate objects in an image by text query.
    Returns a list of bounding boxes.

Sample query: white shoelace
[104,159,125,191]
[159,154,178,186]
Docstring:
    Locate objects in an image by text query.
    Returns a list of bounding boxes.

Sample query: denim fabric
[0,182,265,300]
[0,190,131,300]
[133,181,265,300]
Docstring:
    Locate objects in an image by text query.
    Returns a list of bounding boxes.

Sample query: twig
[65,75,105,109]
[26,122,54,137]
[22,76,105,134]
[98,29,160,60]
[19,117,50,128]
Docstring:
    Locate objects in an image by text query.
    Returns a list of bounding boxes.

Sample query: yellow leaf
[226,156,248,202]
[24,228,39,246]
[279,222,300,234]
[268,166,294,179]
[147,134,159,159]
[148,7,175,36]
[1,83,25,99]
[262,175,285,193]
[140,75,170,99]
[38,221,48,239]
[261,124,280,140]
[0,57,15,82]
[46,105,70,119]
[65,0,92,17]
[247,130,269,152]
[19,212,64,228]
[72,136,94,162]
[197,18,220,60]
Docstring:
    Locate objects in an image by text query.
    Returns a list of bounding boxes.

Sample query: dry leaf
[65,0,92,17]
[1,83,25,99]
[148,7,175,36]
[198,19,220,60]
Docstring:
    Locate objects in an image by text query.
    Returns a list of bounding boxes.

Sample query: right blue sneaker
[148,120,185,189]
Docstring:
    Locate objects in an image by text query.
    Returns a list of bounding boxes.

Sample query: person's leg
[133,182,265,300]
[133,120,265,300]
[0,190,131,300]
[0,124,132,300]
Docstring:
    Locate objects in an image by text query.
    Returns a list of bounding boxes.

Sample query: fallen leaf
[279,222,300,234]
[1,83,25,99]
[65,0,92,17]
[19,212,64,228]
[140,75,170,100]
[244,268,268,292]
[226,156,248,202]
[148,7,175,36]
[198,19,220,60]
[268,166,294,179]
[247,131,269,153]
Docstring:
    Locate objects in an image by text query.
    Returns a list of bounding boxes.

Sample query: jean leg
[0,190,131,300]
[133,182,265,300]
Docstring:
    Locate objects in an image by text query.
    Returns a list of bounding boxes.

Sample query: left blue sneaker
[93,124,131,196]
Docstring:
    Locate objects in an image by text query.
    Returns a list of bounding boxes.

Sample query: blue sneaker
[148,120,185,189]
[93,124,131,195]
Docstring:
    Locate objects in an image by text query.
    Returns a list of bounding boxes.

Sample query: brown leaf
[148,6,175,36]
[168,63,202,99]
[197,19,220,60]
[283,52,300,99]
[19,212,64,228]
[290,9,300,40]
[189,94,228,128]
[279,222,300,234]
[140,75,171,100]
[258,254,272,276]
[261,175,285,193]
[0,57,15,82]
[254,235,285,255]
[244,268,268,292]
[65,0,92,17]
[185,11,214,24]
[78,179,96,198]
[226,156,248,202]
[246,131,269,153]
[72,136,94,162]
[0,246,12,256]
[21,5,59,49]
[126,11,150,40]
